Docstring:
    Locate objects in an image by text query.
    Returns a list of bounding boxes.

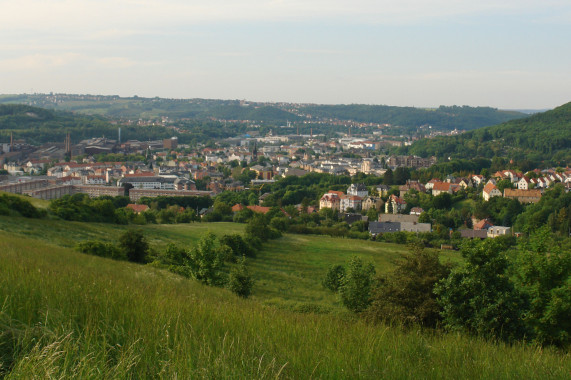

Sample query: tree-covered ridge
[0,94,525,131]
[0,104,243,145]
[300,104,524,130]
[403,102,571,165]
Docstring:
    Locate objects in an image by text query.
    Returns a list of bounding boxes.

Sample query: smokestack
[10,132,13,148]
[118,127,121,144]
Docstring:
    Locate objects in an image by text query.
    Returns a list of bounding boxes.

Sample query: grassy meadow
[0,216,570,378]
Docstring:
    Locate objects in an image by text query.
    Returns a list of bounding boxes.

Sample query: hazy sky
[1,0,570,109]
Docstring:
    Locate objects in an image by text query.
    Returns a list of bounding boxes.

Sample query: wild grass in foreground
[0,232,569,379]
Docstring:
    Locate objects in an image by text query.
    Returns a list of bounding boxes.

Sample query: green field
[0,216,458,311]
[0,216,569,378]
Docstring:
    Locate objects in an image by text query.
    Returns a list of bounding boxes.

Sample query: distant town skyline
[1,0,570,109]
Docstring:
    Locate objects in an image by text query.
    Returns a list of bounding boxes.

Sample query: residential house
[471,174,485,187]
[376,184,390,197]
[319,191,341,211]
[482,183,502,201]
[474,218,494,230]
[361,196,384,212]
[347,183,368,197]
[432,182,457,196]
[487,226,511,238]
[517,176,532,190]
[409,207,424,216]
[340,195,362,212]
[385,194,407,214]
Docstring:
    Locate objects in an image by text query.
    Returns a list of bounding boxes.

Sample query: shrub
[228,256,254,298]
[339,257,376,313]
[118,229,149,263]
[365,245,451,327]
[322,264,346,292]
[76,241,125,260]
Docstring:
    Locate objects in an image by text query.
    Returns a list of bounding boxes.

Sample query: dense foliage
[302,104,523,131]
[365,246,451,327]
[403,102,571,165]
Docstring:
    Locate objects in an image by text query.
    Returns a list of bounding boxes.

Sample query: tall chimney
[118,127,121,144]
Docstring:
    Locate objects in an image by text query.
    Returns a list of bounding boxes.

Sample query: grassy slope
[1,228,569,378]
[0,216,460,311]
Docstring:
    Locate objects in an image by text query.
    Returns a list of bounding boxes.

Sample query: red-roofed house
[319,192,341,211]
[474,218,494,230]
[340,195,362,212]
[126,204,150,214]
[482,183,501,201]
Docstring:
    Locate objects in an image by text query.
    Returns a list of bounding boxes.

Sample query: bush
[339,257,376,313]
[322,265,346,292]
[435,239,528,342]
[228,256,254,298]
[365,245,451,327]
[118,229,149,263]
[76,241,125,260]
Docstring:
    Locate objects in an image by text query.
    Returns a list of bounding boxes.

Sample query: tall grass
[0,232,569,378]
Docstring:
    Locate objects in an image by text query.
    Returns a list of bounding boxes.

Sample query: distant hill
[0,94,526,131]
[0,104,174,144]
[299,104,525,130]
[403,102,571,165]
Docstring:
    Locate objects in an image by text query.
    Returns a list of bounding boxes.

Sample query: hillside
[0,94,525,131]
[300,104,524,131]
[0,217,569,378]
[0,215,454,311]
[0,104,243,145]
[404,102,571,165]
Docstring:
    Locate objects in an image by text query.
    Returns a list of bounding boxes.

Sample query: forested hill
[299,104,524,131]
[401,102,571,165]
[0,104,176,144]
[0,94,525,131]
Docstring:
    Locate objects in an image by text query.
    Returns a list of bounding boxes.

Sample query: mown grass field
[0,227,569,379]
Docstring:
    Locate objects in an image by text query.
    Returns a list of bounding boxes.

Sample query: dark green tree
[322,264,346,292]
[511,227,571,346]
[435,239,528,342]
[119,229,149,263]
[228,256,254,298]
[365,245,450,327]
[339,257,376,313]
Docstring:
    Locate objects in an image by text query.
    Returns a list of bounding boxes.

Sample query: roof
[483,183,499,194]
[503,189,542,198]
[232,204,245,212]
[247,205,271,214]
[126,204,150,213]
[474,219,494,230]
[460,229,488,239]
[433,182,452,191]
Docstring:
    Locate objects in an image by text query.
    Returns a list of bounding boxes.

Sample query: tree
[339,257,376,313]
[435,239,528,342]
[322,264,346,292]
[383,168,394,186]
[119,229,149,263]
[228,256,254,298]
[187,232,226,286]
[511,227,571,346]
[365,245,450,327]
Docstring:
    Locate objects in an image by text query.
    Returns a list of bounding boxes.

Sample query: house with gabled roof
[385,194,407,214]
[482,183,501,201]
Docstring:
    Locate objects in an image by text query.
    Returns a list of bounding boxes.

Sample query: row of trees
[324,228,571,346]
